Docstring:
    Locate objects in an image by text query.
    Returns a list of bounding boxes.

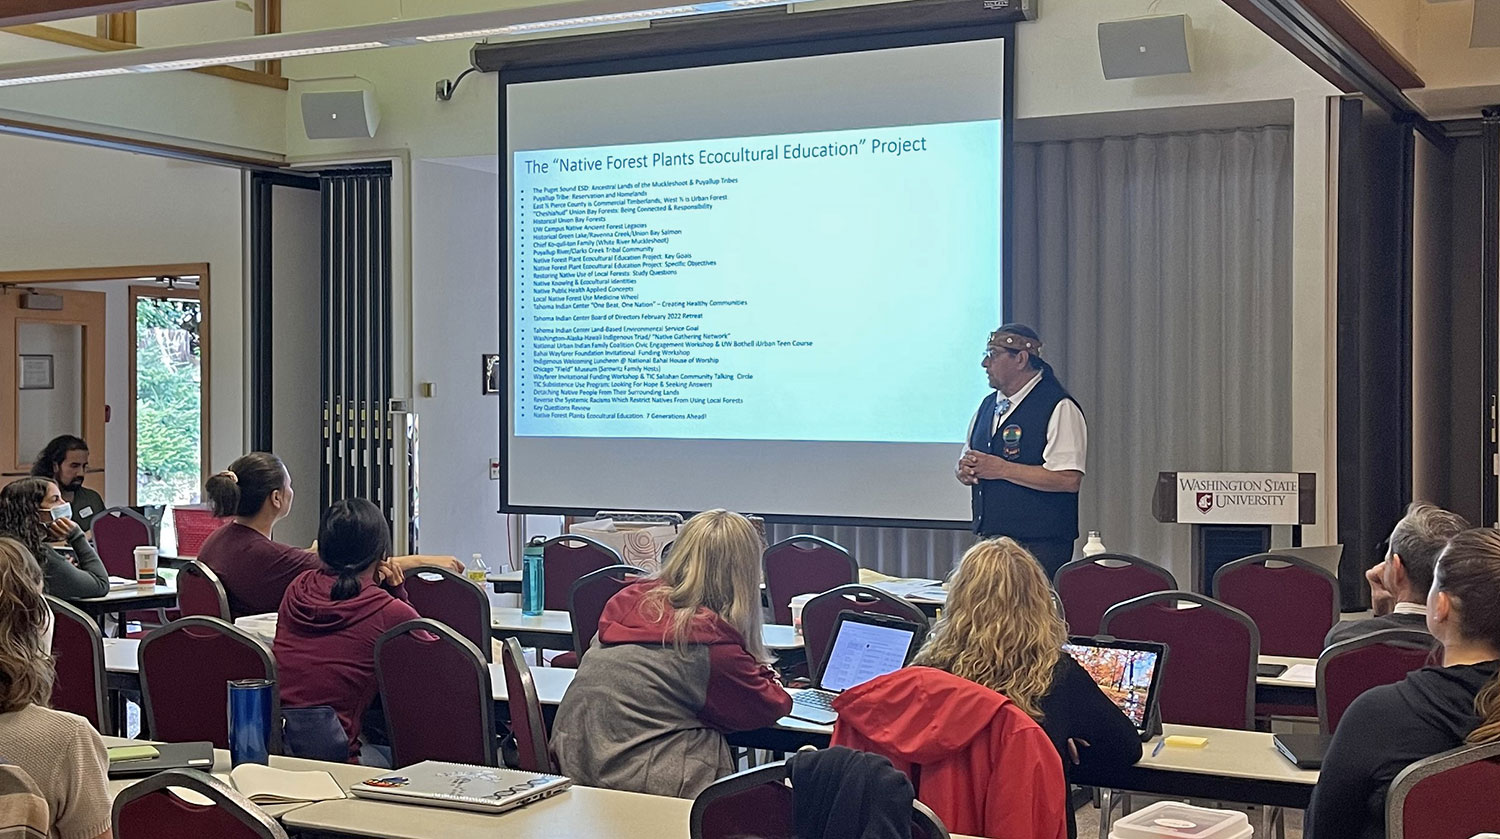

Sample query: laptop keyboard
[792,690,836,710]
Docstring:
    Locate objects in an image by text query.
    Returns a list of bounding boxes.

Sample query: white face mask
[49,502,73,522]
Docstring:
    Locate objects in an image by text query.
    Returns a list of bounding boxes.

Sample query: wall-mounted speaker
[300,90,381,140]
[1098,15,1192,80]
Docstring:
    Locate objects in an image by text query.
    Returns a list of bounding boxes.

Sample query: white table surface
[1142,724,1319,785]
[489,608,802,651]
[74,581,176,605]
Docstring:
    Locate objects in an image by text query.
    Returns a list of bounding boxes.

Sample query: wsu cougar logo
[1196,492,1214,514]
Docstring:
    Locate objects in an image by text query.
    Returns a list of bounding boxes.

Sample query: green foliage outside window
[136,297,201,505]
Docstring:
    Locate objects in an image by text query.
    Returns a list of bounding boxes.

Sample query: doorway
[0,265,211,508]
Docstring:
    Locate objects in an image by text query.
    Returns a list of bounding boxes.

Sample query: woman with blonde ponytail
[1307,527,1500,839]
[910,538,1140,839]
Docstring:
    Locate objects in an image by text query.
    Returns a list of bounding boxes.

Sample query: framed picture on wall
[483,354,500,395]
[18,355,53,390]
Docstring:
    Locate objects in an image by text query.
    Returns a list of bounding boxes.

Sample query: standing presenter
[957,324,1087,579]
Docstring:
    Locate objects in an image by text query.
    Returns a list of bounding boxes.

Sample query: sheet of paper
[1282,663,1316,685]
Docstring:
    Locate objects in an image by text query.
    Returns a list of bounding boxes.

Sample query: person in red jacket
[908,537,1141,838]
[551,509,791,798]
[274,498,419,764]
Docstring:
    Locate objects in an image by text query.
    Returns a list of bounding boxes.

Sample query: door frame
[0,263,212,503]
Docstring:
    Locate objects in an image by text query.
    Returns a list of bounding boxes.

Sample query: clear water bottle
[521,537,545,617]
[466,553,489,587]
[1082,530,1107,558]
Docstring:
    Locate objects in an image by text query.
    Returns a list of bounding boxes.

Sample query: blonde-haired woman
[552,509,791,798]
[0,537,112,839]
[912,538,1140,839]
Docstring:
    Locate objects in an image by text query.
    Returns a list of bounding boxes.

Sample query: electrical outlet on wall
[489,459,500,480]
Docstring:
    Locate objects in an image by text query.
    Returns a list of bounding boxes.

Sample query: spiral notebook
[349,761,571,814]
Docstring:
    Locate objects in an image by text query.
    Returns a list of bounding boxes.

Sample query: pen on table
[1150,739,1165,757]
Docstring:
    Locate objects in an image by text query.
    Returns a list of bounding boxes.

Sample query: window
[134,292,202,505]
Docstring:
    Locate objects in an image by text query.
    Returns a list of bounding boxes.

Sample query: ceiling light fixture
[0,0,800,88]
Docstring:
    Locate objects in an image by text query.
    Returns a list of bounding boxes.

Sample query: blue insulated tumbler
[228,678,274,766]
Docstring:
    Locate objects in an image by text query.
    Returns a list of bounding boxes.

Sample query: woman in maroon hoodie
[551,509,792,798]
[273,498,419,764]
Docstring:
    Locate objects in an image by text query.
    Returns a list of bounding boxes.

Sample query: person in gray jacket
[0,477,108,600]
[551,509,792,798]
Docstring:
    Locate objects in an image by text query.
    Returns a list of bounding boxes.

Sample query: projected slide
[513,120,1001,444]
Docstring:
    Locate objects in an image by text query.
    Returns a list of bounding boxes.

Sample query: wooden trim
[0,263,209,284]
[97,11,134,43]
[127,281,208,506]
[0,115,286,169]
[254,0,280,77]
[0,0,213,28]
[2,23,289,90]
[1221,0,1423,93]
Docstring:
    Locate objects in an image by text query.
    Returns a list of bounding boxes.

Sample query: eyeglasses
[983,348,1020,361]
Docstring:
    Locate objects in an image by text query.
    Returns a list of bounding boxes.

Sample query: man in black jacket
[956,325,1085,579]
[1325,502,1469,648]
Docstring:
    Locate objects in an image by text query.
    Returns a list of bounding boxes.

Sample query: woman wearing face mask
[0,477,109,600]
[198,452,461,620]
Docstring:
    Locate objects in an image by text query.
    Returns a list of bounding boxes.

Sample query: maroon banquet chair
[92,507,153,579]
[763,536,858,625]
[1212,553,1339,658]
[502,637,556,773]
[139,617,277,749]
[46,595,109,732]
[1386,740,1500,839]
[376,619,497,767]
[113,769,288,839]
[801,585,929,677]
[175,560,232,621]
[541,535,622,612]
[552,564,646,669]
[1317,628,1436,734]
[404,565,493,661]
[1102,591,1260,730]
[1053,554,1177,637]
[688,760,951,839]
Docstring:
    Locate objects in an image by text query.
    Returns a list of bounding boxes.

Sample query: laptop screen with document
[816,612,922,693]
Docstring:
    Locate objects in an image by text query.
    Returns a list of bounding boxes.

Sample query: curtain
[776,127,1294,585]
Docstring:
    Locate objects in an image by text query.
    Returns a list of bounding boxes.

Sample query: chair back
[403,565,493,661]
[176,560,232,621]
[688,760,951,839]
[1212,553,1339,658]
[501,637,555,773]
[113,769,288,839]
[376,619,496,767]
[801,585,929,677]
[139,618,277,750]
[92,507,153,578]
[1387,739,1500,839]
[0,763,50,839]
[1101,591,1260,729]
[763,536,858,625]
[1053,553,1176,637]
[1317,628,1436,734]
[541,535,622,612]
[567,565,646,661]
[171,505,230,557]
[45,595,108,732]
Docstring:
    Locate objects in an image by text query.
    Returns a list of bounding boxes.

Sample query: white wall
[0,133,246,505]
[411,158,513,567]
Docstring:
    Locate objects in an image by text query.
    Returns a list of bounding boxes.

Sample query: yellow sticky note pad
[1163,735,1209,748]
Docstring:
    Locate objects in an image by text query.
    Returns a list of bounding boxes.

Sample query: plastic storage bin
[1109,801,1252,839]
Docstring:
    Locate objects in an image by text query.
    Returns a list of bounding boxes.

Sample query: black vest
[969,372,1081,541]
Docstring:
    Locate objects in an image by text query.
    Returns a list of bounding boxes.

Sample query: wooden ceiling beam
[0,0,213,28]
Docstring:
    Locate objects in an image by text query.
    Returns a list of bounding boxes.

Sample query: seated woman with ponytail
[198,452,460,619]
[273,498,421,764]
[1306,527,1500,839]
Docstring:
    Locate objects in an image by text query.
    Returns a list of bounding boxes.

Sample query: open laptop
[1062,636,1168,741]
[788,611,924,725]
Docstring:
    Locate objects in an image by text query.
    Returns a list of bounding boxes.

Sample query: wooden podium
[1152,471,1317,593]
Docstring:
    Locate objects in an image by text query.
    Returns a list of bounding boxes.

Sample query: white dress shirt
[964,372,1088,474]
